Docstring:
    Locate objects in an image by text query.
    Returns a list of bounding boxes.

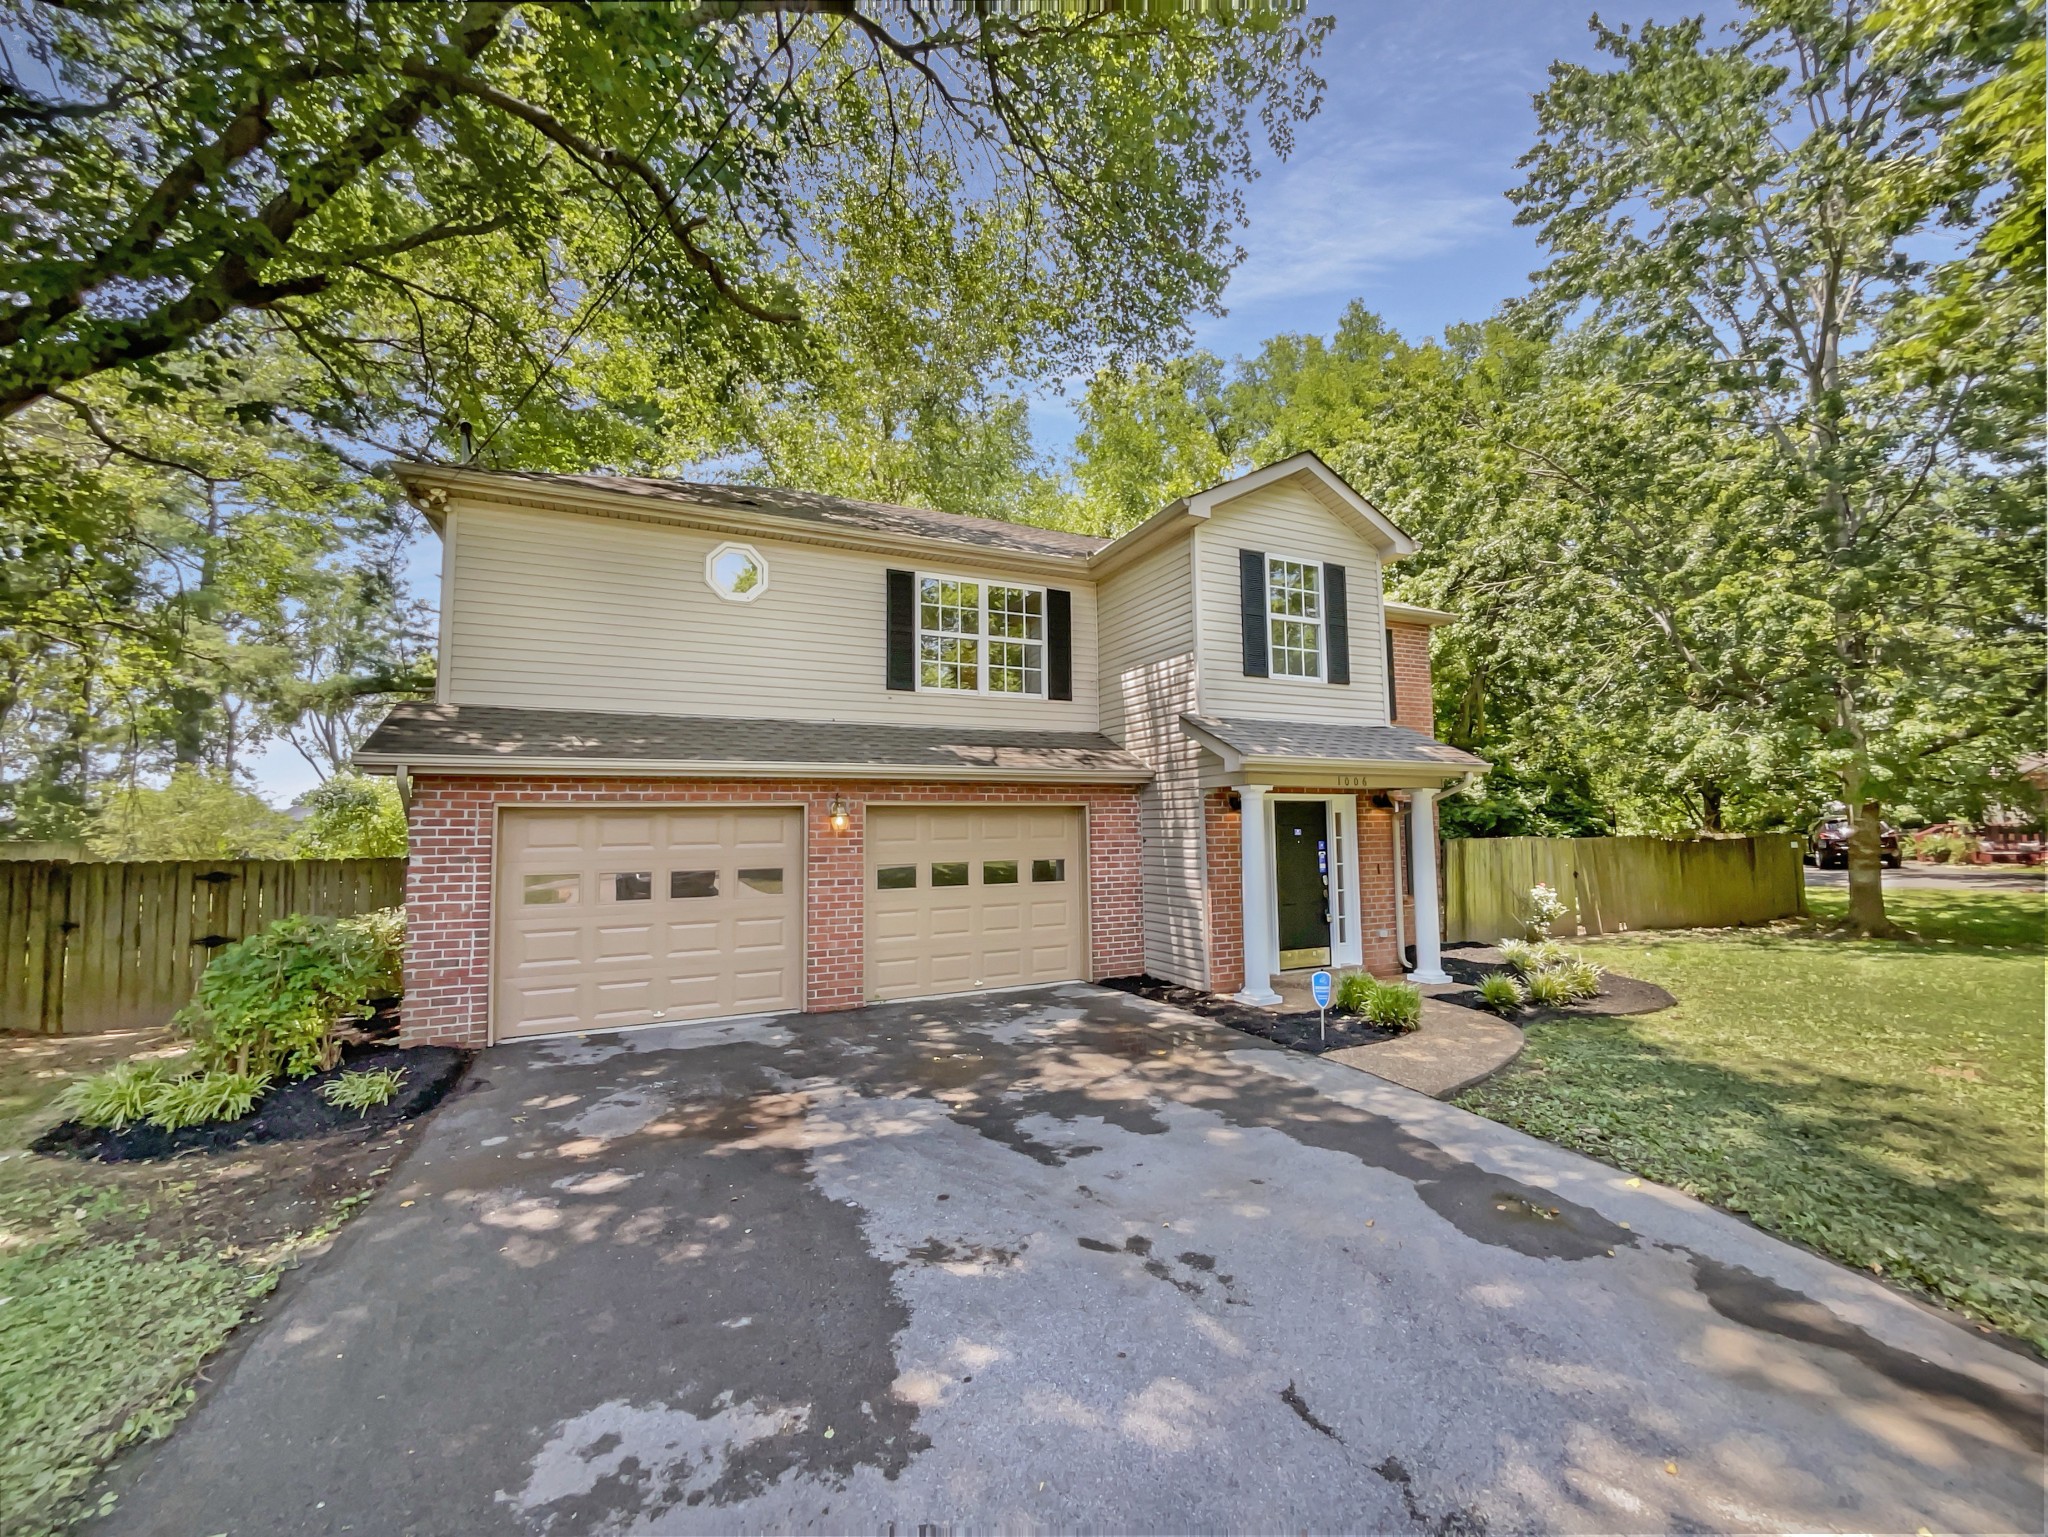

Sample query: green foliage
[1477,974,1527,1016]
[1520,882,1569,940]
[140,1070,271,1132]
[1546,957,1606,1004]
[0,1184,270,1535]
[292,773,407,859]
[176,913,392,1080]
[337,906,406,999]
[60,1060,183,1132]
[1337,976,1422,1031]
[319,1068,406,1116]
[1905,828,1982,863]
[85,768,295,860]
[1522,969,1575,1009]
[1461,888,2048,1347]
[1497,938,1569,976]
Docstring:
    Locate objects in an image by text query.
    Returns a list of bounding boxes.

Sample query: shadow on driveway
[94,985,2045,1535]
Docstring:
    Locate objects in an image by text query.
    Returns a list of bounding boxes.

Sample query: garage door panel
[497,807,803,1040]
[866,806,1085,1002]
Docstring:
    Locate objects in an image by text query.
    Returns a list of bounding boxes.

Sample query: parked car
[1808,817,1902,869]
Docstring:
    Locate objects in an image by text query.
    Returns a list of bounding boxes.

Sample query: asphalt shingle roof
[1181,715,1489,771]
[399,468,1109,561]
[356,703,1150,780]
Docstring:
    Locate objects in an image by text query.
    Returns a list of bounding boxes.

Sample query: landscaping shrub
[1338,976,1421,1031]
[1523,968,1575,1008]
[175,910,399,1079]
[1548,956,1605,1002]
[1497,938,1568,976]
[319,1068,406,1115]
[62,906,405,1133]
[1477,974,1526,1015]
[1519,881,1569,940]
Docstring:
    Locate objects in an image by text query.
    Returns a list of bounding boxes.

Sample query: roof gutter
[353,752,1152,785]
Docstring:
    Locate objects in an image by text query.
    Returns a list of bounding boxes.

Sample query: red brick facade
[1387,622,1435,730]
[1203,791,1244,994]
[402,775,1143,1049]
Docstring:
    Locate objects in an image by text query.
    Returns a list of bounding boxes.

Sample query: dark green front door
[1272,800,1331,968]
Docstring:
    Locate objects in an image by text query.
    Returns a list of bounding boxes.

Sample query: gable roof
[392,465,1105,562]
[390,453,1417,572]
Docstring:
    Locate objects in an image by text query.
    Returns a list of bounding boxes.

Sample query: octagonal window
[705,542,768,602]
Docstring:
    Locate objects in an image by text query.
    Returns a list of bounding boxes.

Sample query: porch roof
[1180,714,1489,778]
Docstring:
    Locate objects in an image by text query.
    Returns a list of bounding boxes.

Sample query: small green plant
[1497,937,1568,975]
[1333,972,1377,1013]
[1477,974,1526,1015]
[1341,977,1421,1031]
[144,1070,272,1131]
[318,1067,406,1115]
[61,1059,182,1130]
[1523,968,1576,1008]
[1549,956,1605,1002]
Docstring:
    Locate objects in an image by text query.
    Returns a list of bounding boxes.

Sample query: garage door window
[523,873,579,905]
[607,872,652,901]
[739,868,784,894]
[876,864,917,889]
[670,869,719,899]
[1032,858,1065,882]
[983,859,1019,884]
[932,861,969,887]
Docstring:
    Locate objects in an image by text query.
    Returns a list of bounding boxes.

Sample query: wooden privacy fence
[1444,834,1805,944]
[1,859,405,1036]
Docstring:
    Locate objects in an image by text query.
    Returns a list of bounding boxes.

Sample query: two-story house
[356,453,1487,1049]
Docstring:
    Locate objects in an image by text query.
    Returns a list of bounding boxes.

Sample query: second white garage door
[495,807,803,1040]
[866,806,1085,1002]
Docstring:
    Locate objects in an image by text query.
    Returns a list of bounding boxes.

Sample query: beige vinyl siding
[1096,535,1207,987]
[443,501,1100,729]
[1193,482,1390,724]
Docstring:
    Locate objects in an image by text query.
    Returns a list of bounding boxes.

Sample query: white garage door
[866,806,1085,1002]
[495,808,802,1040]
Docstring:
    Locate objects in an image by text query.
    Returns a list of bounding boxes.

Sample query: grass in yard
[0,1031,421,1535]
[1458,888,2047,1351]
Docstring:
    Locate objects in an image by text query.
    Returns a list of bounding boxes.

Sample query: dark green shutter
[1385,627,1399,717]
[885,569,916,691]
[1047,588,1072,700]
[1238,549,1268,677]
[1324,563,1350,684]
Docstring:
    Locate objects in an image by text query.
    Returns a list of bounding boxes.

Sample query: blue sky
[249,3,1740,805]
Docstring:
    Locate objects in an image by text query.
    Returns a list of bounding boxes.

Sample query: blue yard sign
[1310,970,1333,1009]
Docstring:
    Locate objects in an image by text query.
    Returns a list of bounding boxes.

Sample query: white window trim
[1264,550,1326,683]
[705,540,770,603]
[912,571,1049,698]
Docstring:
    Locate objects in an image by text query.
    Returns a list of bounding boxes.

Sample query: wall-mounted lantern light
[1226,791,1243,814]
[827,794,850,832]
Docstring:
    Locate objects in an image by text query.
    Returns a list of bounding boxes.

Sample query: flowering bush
[1521,882,1569,940]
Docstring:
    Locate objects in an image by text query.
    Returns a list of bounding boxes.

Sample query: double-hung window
[1266,557,1323,679]
[917,576,1044,695]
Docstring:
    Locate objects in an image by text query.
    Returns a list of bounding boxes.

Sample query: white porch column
[1233,786,1282,1005]
[1408,786,1451,983]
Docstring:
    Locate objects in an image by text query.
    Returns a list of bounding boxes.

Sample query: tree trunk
[1844,796,1900,936]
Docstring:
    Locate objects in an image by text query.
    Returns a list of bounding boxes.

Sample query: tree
[293,772,407,859]
[1511,0,2043,931]
[1,1,1329,447]
[87,766,296,858]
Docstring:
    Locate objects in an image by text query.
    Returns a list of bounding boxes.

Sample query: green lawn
[1458,888,2047,1351]
[0,1032,405,1535]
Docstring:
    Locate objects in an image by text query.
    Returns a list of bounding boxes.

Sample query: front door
[1272,800,1332,969]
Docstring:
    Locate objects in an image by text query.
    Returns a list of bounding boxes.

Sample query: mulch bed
[33,1041,470,1164]
[1434,943,1676,1025]
[1100,974,1400,1055]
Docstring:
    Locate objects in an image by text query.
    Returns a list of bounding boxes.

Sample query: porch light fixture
[1226,792,1242,814]
[827,794,850,832]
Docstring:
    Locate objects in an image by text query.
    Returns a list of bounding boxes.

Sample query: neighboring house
[356,453,1486,1049]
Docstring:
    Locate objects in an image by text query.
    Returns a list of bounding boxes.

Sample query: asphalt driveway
[99,985,2043,1534]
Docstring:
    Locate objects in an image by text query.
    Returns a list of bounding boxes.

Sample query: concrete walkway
[1807,859,2045,891]
[94,985,2043,1535]
[1327,989,1524,1098]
